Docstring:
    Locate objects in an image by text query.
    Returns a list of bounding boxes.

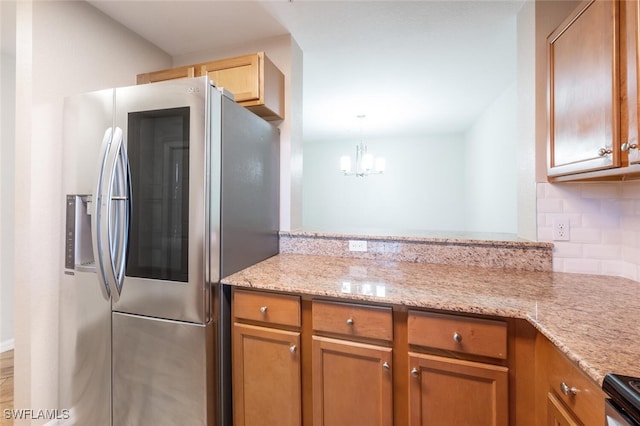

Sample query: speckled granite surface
[221,254,640,386]
[280,231,553,271]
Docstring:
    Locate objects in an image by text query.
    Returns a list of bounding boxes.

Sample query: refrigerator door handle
[113,127,131,295]
[103,127,129,299]
[92,127,114,300]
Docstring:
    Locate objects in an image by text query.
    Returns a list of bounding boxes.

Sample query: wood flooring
[0,350,14,426]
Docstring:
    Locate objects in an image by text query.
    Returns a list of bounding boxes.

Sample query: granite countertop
[222,253,640,386]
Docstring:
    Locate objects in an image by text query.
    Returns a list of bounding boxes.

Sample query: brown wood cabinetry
[547,391,581,426]
[230,288,604,426]
[548,0,640,181]
[311,300,393,426]
[535,334,606,425]
[407,310,510,426]
[136,65,195,84]
[137,52,284,121]
[312,336,393,425]
[231,290,302,426]
[548,0,621,178]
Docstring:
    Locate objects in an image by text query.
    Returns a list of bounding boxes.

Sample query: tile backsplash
[537,181,640,281]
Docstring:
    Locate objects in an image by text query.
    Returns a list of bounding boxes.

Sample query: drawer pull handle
[260,306,267,314]
[453,332,462,343]
[560,382,578,396]
[622,142,638,152]
[346,318,354,325]
[289,344,297,354]
[382,362,390,370]
[411,367,419,377]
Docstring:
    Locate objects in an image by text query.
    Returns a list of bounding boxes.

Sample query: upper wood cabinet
[137,52,285,122]
[136,65,195,84]
[547,0,622,178]
[547,0,640,181]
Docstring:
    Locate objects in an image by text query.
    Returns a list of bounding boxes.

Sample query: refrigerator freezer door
[58,271,111,426]
[112,312,215,426]
[60,88,114,426]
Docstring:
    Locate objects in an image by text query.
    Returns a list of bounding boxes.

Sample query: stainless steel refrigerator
[59,76,279,426]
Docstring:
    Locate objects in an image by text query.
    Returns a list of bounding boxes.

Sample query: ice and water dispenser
[65,195,95,272]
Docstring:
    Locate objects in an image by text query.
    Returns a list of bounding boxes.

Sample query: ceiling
[89,0,524,142]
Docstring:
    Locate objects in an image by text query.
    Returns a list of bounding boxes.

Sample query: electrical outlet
[348,240,368,252]
[552,217,570,241]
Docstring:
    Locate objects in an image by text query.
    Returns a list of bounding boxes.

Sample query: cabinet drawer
[541,337,605,425]
[233,290,300,328]
[312,300,393,342]
[407,311,507,359]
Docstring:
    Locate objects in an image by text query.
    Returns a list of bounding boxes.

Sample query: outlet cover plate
[348,240,368,252]
[552,217,570,241]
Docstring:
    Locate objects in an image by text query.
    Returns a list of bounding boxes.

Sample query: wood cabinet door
[199,53,260,103]
[136,66,195,84]
[546,392,581,426]
[548,0,621,177]
[408,352,509,426]
[232,323,301,426]
[623,0,640,164]
[312,336,393,426]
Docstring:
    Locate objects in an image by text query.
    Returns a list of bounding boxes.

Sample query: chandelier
[340,115,385,177]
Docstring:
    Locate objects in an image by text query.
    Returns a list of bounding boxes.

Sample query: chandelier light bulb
[339,114,385,177]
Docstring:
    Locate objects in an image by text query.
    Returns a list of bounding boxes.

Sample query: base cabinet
[230,288,606,426]
[231,290,302,426]
[535,334,606,425]
[312,336,393,426]
[408,352,509,426]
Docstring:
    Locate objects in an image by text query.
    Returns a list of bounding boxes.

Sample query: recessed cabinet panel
[200,54,260,102]
[548,0,621,177]
[233,323,301,426]
[312,336,393,426]
[547,392,580,426]
[408,352,509,426]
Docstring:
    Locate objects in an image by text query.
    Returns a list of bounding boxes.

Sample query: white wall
[1,0,16,352]
[302,83,518,235]
[464,82,517,233]
[303,133,468,234]
[14,1,170,421]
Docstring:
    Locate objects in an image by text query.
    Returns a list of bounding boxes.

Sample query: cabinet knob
[382,361,390,370]
[560,382,578,396]
[453,332,463,343]
[622,142,638,152]
[259,306,267,314]
[411,367,419,377]
[346,318,354,325]
[598,147,613,157]
[289,344,297,354]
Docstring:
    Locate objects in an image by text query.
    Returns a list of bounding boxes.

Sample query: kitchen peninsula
[222,231,640,425]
